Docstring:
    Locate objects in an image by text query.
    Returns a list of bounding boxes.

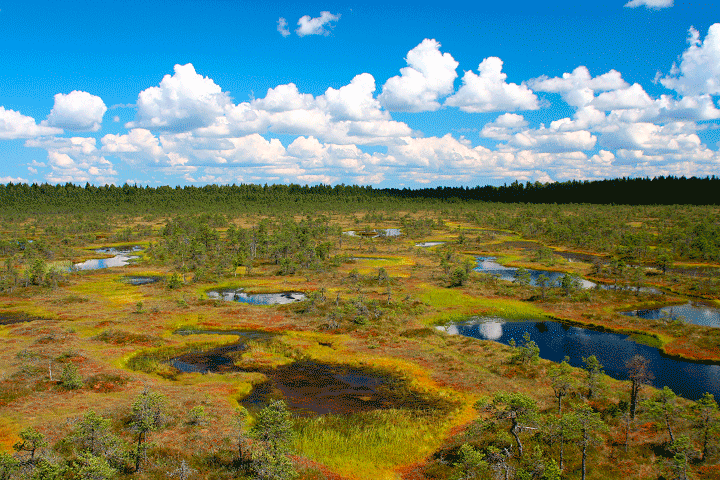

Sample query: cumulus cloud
[379,39,459,112]
[0,176,29,184]
[599,121,703,154]
[661,24,720,96]
[510,128,597,153]
[102,129,189,167]
[530,66,628,108]
[624,0,673,9]
[0,107,63,139]
[296,12,340,37]
[319,73,388,121]
[43,91,107,131]
[25,136,117,184]
[591,83,653,110]
[126,63,232,132]
[445,57,539,112]
[277,17,290,37]
[481,113,529,140]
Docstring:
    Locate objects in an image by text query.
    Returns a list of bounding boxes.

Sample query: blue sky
[1,0,719,188]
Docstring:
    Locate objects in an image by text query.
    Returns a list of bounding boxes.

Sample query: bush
[60,363,83,390]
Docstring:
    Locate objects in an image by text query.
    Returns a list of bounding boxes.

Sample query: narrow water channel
[437,317,720,401]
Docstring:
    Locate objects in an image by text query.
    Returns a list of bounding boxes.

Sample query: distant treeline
[0,176,718,214]
[380,176,720,205]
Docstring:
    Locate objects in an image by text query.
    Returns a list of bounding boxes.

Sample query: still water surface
[437,317,720,401]
[207,289,307,305]
[622,302,720,329]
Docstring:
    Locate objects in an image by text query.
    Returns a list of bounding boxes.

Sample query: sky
[1,0,720,188]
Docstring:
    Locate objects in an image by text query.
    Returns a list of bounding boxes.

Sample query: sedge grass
[417,284,549,324]
[294,408,464,480]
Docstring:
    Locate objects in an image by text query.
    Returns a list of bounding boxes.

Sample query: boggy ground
[1,212,719,479]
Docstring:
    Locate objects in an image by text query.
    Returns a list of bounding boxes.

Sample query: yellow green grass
[417,284,549,324]
[294,407,471,480]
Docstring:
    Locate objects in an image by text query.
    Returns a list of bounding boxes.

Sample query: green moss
[629,333,663,348]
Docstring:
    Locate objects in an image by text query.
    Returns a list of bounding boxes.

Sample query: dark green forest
[0,176,718,215]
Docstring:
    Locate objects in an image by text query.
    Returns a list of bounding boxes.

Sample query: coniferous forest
[0,177,719,480]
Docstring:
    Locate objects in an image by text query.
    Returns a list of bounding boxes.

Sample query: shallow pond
[171,329,274,373]
[74,246,143,271]
[415,242,445,247]
[437,317,720,401]
[474,256,596,289]
[207,289,307,305]
[170,330,439,416]
[344,228,402,238]
[124,275,163,285]
[622,302,720,329]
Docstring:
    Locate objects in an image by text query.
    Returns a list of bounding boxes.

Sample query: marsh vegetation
[0,182,719,479]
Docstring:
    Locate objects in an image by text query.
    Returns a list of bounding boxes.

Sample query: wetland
[1,187,720,480]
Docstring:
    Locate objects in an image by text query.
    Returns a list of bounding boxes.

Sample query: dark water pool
[124,276,163,285]
[0,312,45,325]
[437,317,720,401]
[170,330,439,415]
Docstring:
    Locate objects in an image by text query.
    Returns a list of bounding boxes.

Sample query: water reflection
[474,256,596,289]
[73,246,143,271]
[207,289,307,305]
[415,242,446,247]
[344,228,402,238]
[437,317,720,401]
[622,302,720,328]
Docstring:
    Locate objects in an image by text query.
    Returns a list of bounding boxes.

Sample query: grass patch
[417,284,549,325]
[93,329,164,346]
[52,295,90,304]
[294,409,462,480]
[123,342,219,374]
[629,333,663,348]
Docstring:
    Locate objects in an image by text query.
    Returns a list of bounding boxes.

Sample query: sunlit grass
[417,284,549,324]
[294,404,475,480]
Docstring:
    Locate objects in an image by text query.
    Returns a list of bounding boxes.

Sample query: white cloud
[510,128,597,153]
[591,83,653,110]
[25,136,117,184]
[296,12,340,37]
[43,91,107,132]
[624,0,673,9]
[102,129,189,167]
[252,83,314,112]
[599,121,703,154]
[661,24,720,96]
[379,39,459,112]
[126,63,232,132]
[445,57,539,113]
[0,176,29,184]
[529,66,629,107]
[0,106,63,139]
[480,113,528,140]
[319,73,388,121]
[277,17,290,37]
